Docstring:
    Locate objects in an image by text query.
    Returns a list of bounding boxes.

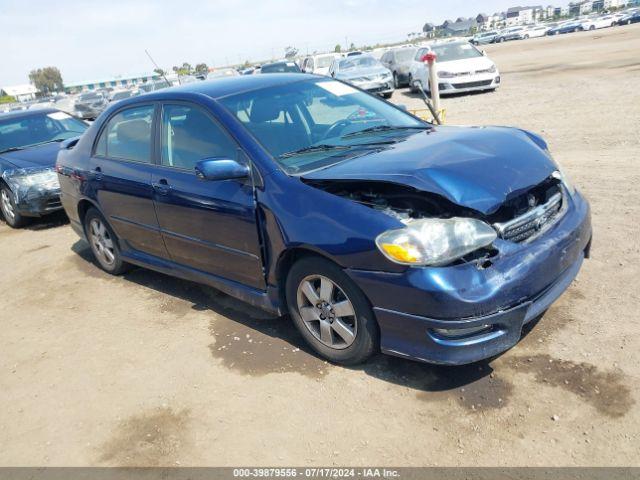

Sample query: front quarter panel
[259,170,407,286]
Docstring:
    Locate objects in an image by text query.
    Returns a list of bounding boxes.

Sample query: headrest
[249,98,283,123]
[116,119,149,143]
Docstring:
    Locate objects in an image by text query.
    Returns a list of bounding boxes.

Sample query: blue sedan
[0,108,88,227]
[56,74,592,365]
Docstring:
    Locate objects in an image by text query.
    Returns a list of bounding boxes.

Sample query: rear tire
[84,207,130,275]
[0,185,30,228]
[382,92,393,99]
[393,72,399,89]
[285,256,378,365]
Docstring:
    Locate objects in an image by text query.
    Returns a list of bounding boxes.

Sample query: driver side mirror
[481,49,487,56]
[195,158,250,181]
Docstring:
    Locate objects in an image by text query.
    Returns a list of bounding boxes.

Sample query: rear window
[94,105,154,162]
[261,62,300,73]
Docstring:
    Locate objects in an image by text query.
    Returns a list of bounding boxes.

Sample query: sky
[1,0,562,86]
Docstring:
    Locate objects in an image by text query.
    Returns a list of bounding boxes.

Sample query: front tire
[0,185,30,228]
[84,208,130,275]
[285,256,378,365]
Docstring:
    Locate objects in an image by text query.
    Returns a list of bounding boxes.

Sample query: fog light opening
[432,324,492,339]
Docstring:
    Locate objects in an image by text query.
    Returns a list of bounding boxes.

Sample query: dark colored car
[617,10,640,25]
[0,109,88,227]
[380,47,417,88]
[56,74,592,366]
[547,21,582,35]
[259,61,301,74]
[74,91,108,120]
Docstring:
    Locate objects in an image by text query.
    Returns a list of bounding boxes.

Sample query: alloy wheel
[296,275,357,350]
[1,189,15,222]
[89,217,116,266]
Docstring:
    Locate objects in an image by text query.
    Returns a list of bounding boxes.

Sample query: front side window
[161,104,238,170]
[220,79,427,174]
[95,105,154,162]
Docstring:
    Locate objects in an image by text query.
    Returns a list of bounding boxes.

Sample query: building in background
[64,73,161,94]
[505,6,544,26]
[0,84,38,102]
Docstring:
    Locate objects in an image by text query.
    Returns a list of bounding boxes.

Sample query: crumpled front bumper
[346,190,592,365]
[2,169,63,217]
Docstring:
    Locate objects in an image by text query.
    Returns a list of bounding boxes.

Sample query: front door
[91,103,168,258]
[151,103,265,290]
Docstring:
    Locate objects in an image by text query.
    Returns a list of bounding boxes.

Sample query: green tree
[195,63,208,75]
[28,66,63,95]
[153,68,166,77]
[334,44,342,53]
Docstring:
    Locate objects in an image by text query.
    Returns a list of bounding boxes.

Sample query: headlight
[6,167,59,190]
[376,217,497,266]
[487,64,497,73]
[437,71,456,79]
[552,168,575,195]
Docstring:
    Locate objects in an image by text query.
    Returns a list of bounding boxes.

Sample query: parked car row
[471,8,639,45]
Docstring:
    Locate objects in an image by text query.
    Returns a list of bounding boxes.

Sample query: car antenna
[145,49,171,86]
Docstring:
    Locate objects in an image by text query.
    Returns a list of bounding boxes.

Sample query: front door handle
[92,166,103,180]
[152,179,171,195]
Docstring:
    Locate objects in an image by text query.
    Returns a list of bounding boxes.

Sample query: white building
[604,0,628,8]
[505,6,544,26]
[0,84,39,102]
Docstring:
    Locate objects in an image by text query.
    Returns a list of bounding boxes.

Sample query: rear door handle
[152,179,171,195]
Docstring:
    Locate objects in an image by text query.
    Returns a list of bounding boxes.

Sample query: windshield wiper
[342,125,430,138]
[0,146,25,154]
[279,144,351,159]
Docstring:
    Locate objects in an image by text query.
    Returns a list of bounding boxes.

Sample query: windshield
[219,79,427,174]
[431,43,483,62]
[339,56,379,70]
[316,56,335,68]
[261,62,300,73]
[0,111,88,152]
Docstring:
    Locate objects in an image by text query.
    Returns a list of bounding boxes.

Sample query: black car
[0,109,88,227]
[617,10,640,25]
[259,61,301,74]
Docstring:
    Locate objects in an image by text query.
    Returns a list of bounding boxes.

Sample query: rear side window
[95,105,154,162]
[160,104,238,170]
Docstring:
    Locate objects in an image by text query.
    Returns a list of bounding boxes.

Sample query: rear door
[91,103,168,258]
[150,102,265,289]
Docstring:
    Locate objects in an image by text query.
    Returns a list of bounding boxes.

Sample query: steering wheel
[322,119,352,141]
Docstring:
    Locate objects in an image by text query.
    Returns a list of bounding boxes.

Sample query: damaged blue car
[0,108,88,227]
[56,74,592,365]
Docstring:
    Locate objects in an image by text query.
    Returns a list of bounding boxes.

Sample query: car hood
[0,142,60,170]
[337,65,390,79]
[438,56,495,73]
[302,126,557,216]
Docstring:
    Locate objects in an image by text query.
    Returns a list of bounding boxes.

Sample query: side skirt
[121,248,282,315]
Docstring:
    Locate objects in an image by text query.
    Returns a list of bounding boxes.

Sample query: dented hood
[302,125,557,215]
[0,142,60,170]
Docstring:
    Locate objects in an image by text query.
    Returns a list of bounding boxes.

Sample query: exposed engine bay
[303,175,562,226]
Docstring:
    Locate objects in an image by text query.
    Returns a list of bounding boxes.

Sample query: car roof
[0,108,60,121]
[142,73,313,100]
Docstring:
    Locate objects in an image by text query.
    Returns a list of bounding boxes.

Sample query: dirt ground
[1,25,639,467]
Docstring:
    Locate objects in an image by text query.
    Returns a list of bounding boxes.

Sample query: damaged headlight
[552,168,575,195]
[376,217,497,266]
[5,167,59,190]
[2,167,60,205]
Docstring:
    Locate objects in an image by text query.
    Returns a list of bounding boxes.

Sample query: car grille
[493,191,565,243]
[452,80,493,89]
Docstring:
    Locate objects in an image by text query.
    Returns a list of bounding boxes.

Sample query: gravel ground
[1,24,639,467]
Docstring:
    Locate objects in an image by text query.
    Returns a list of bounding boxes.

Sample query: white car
[524,24,550,38]
[409,41,500,95]
[579,15,617,30]
[301,54,342,76]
